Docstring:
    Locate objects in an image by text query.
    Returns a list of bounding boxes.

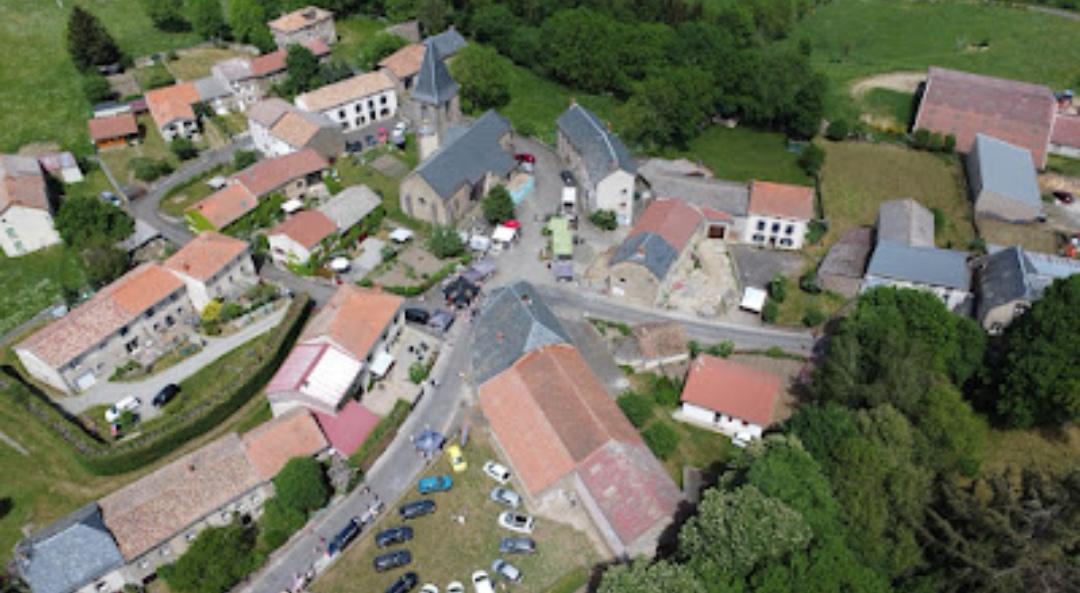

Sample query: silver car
[492,559,522,583]
[489,487,521,509]
[497,511,535,534]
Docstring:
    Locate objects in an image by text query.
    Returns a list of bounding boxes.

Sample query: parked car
[471,571,495,593]
[499,537,536,555]
[492,559,523,583]
[514,152,536,164]
[386,573,419,593]
[560,170,576,186]
[151,383,180,408]
[418,475,453,494]
[419,584,439,593]
[399,499,437,520]
[374,549,412,572]
[327,517,362,556]
[489,487,521,509]
[446,582,464,593]
[405,308,431,324]
[376,525,414,548]
[483,461,511,484]
[446,444,467,473]
[104,396,141,422]
[345,140,363,153]
[394,121,409,135]
[427,309,454,333]
[497,512,535,534]
[1053,190,1074,204]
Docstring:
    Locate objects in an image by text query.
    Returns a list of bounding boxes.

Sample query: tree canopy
[228,0,275,51]
[482,185,515,225]
[272,457,329,515]
[451,45,511,113]
[358,32,408,71]
[185,0,229,40]
[66,6,123,72]
[143,0,189,32]
[159,524,258,593]
[55,196,134,249]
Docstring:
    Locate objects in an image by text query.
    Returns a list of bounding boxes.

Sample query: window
[119,326,129,337]
[380,95,388,105]
[367,99,375,109]
[5,227,15,238]
[771,222,781,233]
[165,315,175,327]
[785,224,794,235]
[756,220,765,231]
[145,306,155,318]
[338,109,346,119]
[779,238,793,247]
[418,196,426,205]
[752,234,765,242]
[125,339,139,353]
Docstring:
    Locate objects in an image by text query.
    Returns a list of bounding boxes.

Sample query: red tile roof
[191,183,258,229]
[164,231,249,281]
[0,155,49,212]
[1051,114,1080,149]
[379,43,425,79]
[145,82,200,129]
[478,343,641,497]
[17,264,185,368]
[232,148,328,197]
[313,400,379,456]
[88,113,138,142]
[748,181,815,220]
[629,198,702,252]
[268,6,333,33]
[250,39,331,77]
[269,209,336,249]
[681,355,781,427]
[914,67,1056,167]
[242,408,328,481]
[301,285,403,361]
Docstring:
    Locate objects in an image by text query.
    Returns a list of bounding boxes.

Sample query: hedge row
[1,297,312,475]
[350,399,412,472]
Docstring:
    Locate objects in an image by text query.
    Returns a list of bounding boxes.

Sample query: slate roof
[975,246,1080,322]
[970,134,1042,211]
[914,67,1056,167]
[16,504,123,593]
[411,39,458,106]
[638,158,748,217]
[471,281,570,385]
[427,27,467,58]
[557,103,636,186]
[194,76,231,101]
[609,198,701,280]
[877,198,935,247]
[414,110,513,200]
[866,241,971,291]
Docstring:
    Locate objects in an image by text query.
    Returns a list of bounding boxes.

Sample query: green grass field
[794,0,1080,120]
[819,140,975,249]
[314,433,598,593]
[161,165,227,217]
[0,0,200,153]
[658,126,812,185]
[333,15,387,68]
[0,247,86,336]
[98,115,179,186]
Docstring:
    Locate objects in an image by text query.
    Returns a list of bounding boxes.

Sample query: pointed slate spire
[412,39,458,106]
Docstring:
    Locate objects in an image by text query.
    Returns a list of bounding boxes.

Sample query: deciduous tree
[273,457,329,515]
[185,0,229,40]
[451,45,511,113]
[159,524,258,593]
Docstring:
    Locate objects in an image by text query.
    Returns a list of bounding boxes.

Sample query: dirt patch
[1040,172,1080,195]
[370,154,408,179]
[107,72,140,99]
[371,243,446,286]
[850,71,925,97]
[977,218,1063,253]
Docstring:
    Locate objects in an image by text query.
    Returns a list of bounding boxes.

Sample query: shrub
[273,457,329,516]
[220,302,244,322]
[799,269,822,294]
[409,361,431,384]
[82,74,114,103]
[642,422,679,460]
[617,392,654,427]
[912,128,931,150]
[233,150,257,171]
[931,207,945,235]
[805,220,826,245]
[651,375,682,408]
[428,226,464,259]
[802,304,826,327]
[589,209,618,231]
[798,144,825,177]
[762,299,779,323]
[171,137,198,160]
[943,134,957,153]
[825,119,850,141]
[929,132,945,152]
[768,274,789,303]
[159,524,257,593]
[482,185,515,224]
[256,497,306,554]
[131,157,173,182]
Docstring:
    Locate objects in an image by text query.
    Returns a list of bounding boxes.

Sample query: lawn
[0,0,199,153]
[0,247,86,336]
[133,61,176,92]
[773,266,848,328]
[982,425,1080,478]
[858,88,916,133]
[1047,155,1080,178]
[794,0,1080,120]
[98,114,178,186]
[335,143,425,230]
[314,433,599,593]
[333,15,388,68]
[819,140,975,249]
[658,126,812,185]
[166,47,250,81]
[161,165,227,217]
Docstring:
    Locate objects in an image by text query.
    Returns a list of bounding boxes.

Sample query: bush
[802,304,826,327]
[256,497,306,554]
[642,422,679,460]
[482,185,515,225]
[762,299,779,323]
[82,74,114,103]
[943,134,957,153]
[274,457,329,516]
[131,157,173,182]
[651,375,681,408]
[912,128,931,150]
[428,225,464,259]
[825,119,850,141]
[409,361,431,384]
[799,269,822,294]
[798,144,825,177]
[617,392,654,428]
[233,150,257,171]
[768,274,789,303]
[171,137,198,160]
[589,209,618,231]
[931,207,945,235]
[929,132,945,152]
[159,524,258,593]
[805,220,826,245]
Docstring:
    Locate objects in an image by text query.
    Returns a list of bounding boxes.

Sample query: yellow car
[446,444,468,473]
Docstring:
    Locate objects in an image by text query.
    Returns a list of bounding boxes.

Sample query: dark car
[560,170,576,186]
[499,536,536,554]
[427,309,454,333]
[151,383,180,408]
[345,140,363,153]
[1053,190,1074,204]
[375,526,414,548]
[385,572,419,593]
[327,518,361,556]
[373,549,412,572]
[404,307,430,324]
[399,499,436,520]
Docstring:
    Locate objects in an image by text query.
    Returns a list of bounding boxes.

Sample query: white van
[105,396,141,422]
[471,570,495,593]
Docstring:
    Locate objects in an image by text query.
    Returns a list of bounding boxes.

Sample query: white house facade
[745,180,815,250]
[295,72,397,132]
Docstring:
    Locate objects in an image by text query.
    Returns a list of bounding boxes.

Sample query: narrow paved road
[59,306,288,418]
[238,315,475,593]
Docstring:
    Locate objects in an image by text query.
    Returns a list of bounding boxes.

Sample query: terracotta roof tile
[312,400,379,456]
[145,82,199,130]
[88,113,138,142]
[164,231,249,281]
[629,198,702,252]
[295,72,394,112]
[99,434,262,560]
[0,155,49,212]
[250,40,330,77]
[242,408,328,481]
[232,148,328,197]
[680,355,781,427]
[17,264,185,368]
[748,180,815,220]
[914,67,1055,167]
[268,6,333,33]
[271,111,321,147]
[379,43,425,79]
[1051,114,1080,149]
[269,209,336,249]
[191,183,258,229]
[301,285,403,361]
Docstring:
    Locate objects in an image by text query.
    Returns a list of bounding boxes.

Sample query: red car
[514,153,536,164]
[1052,190,1073,204]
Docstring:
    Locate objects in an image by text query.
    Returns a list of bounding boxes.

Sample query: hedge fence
[0,296,312,476]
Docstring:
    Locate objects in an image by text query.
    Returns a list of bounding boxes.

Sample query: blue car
[327,517,361,557]
[417,474,453,494]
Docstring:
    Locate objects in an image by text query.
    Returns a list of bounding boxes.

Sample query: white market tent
[281,198,304,214]
[491,225,517,245]
[389,228,415,243]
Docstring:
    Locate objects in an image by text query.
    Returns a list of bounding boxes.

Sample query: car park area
[312,434,598,593]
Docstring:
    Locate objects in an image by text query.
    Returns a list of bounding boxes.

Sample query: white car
[490,487,521,509]
[492,559,522,583]
[497,511,535,534]
[446,582,464,593]
[105,396,141,423]
[471,571,495,593]
[420,585,439,593]
[483,461,512,484]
